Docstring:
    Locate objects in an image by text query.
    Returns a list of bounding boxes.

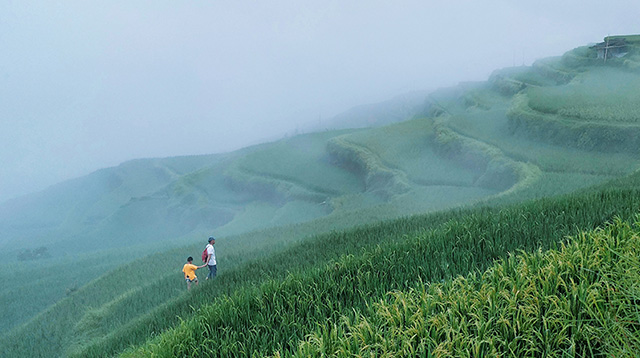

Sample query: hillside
[2,35,640,357]
[287,216,640,356]
[81,173,640,358]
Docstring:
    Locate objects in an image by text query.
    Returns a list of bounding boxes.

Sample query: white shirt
[206,243,216,266]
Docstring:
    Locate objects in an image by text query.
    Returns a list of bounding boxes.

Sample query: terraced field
[3,36,640,357]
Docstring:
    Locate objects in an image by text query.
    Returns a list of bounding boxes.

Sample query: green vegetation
[506,64,640,152]
[292,217,640,357]
[3,36,640,357]
[117,173,640,357]
[527,69,640,123]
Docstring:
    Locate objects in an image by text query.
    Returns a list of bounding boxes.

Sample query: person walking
[182,256,206,290]
[205,236,217,280]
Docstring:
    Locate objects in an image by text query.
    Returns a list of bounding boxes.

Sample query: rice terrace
[2,34,640,357]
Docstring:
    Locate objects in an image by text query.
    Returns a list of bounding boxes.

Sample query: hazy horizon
[2,1,639,203]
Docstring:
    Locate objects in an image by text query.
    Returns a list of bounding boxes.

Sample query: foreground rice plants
[292,217,640,357]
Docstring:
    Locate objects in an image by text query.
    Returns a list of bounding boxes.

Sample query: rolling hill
[2,35,640,357]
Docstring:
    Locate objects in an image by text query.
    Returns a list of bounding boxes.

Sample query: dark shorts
[207,265,217,279]
[185,277,198,283]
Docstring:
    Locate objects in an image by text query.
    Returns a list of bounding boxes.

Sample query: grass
[526,68,640,123]
[228,130,363,197]
[333,118,479,186]
[291,216,640,357]
[505,65,640,153]
[508,92,640,153]
[115,171,640,357]
[449,104,640,176]
[0,245,148,334]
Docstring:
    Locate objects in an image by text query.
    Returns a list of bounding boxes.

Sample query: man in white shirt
[205,236,217,280]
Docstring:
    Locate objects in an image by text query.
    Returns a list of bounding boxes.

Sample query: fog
[1,0,638,203]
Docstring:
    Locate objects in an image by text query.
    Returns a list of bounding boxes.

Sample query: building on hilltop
[592,38,628,60]
[591,35,640,61]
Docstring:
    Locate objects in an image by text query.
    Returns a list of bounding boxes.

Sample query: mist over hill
[3,36,640,263]
[3,36,640,356]
[0,93,427,256]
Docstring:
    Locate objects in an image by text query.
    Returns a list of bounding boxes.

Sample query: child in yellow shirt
[182,256,206,290]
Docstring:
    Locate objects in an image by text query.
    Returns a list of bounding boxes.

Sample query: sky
[1,0,638,203]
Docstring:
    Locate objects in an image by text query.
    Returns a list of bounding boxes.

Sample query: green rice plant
[559,45,602,69]
[224,130,363,201]
[333,117,483,187]
[488,71,528,96]
[507,93,640,153]
[326,135,410,198]
[461,89,493,110]
[446,98,640,177]
[61,208,470,358]
[557,104,640,123]
[290,216,640,357]
[526,68,640,124]
[0,252,137,334]
[431,121,536,192]
[223,162,330,204]
[7,38,640,358]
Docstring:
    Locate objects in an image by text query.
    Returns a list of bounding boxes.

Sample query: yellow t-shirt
[182,263,198,280]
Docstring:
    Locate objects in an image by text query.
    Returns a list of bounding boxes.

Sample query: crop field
[504,65,640,153]
[227,130,363,196]
[526,68,640,123]
[292,217,640,357]
[5,166,639,357]
[338,118,481,186]
[116,173,640,357]
[442,76,640,206]
[3,38,640,357]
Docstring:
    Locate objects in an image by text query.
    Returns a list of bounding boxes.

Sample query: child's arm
[198,264,207,269]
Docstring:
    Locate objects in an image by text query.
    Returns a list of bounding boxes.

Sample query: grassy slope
[292,216,640,357]
[118,171,640,357]
[0,91,428,258]
[445,88,638,200]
